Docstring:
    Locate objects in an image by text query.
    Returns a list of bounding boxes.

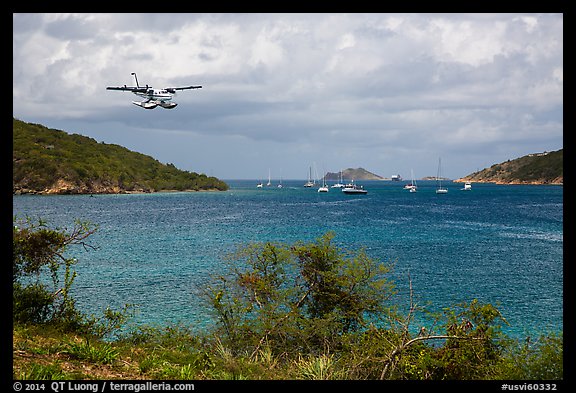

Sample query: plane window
[148,89,154,94]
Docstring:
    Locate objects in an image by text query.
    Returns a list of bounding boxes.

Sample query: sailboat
[331,169,346,188]
[435,158,448,194]
[266,168,272,186]
[404,169,417,192]
[304,166,315,187]
[318,171,329,192]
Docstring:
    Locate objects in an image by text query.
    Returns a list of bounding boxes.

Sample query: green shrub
[496,333,563,380]
[204,232,395,357]
[13,282,54,324]
[13,217,98,327]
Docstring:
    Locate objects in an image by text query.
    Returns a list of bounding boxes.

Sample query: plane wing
[106,85,148,93]
[165,86,202,93]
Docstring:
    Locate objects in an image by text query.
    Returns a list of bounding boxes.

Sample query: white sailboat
[266,168,272,186]
[304,166,315,187]
[435,158,448,194]
[318,171,329,192]
[404,169,417,192]
[331,169,346,188]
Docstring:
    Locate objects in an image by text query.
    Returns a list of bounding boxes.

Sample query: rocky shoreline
[13,179,222,195]
[14,179,145,195]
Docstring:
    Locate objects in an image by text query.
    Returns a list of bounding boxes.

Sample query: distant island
[13,118,229,194]
[324,168,384,181]
[421,176,450,181]
[455,149,563,185]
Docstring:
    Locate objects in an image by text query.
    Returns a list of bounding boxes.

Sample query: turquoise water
[12,180,563,338]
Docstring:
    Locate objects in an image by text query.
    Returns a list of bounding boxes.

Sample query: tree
[13,217,97,326]
[204,232,396,357]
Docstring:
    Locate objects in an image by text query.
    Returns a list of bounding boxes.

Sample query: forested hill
[455,149,563,185]
[13,118,228,194]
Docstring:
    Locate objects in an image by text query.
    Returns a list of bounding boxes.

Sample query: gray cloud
[44,14,98,40]
[13,13,563,180]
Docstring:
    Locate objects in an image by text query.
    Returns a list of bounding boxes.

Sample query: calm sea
[12,180,563,339]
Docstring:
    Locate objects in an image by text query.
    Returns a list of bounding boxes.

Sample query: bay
[12,180,563,339]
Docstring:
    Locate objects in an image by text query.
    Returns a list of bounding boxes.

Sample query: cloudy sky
[13,13,563,180]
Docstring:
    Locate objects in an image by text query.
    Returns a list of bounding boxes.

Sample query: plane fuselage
[132,89,177,109]
[135,89,173,102]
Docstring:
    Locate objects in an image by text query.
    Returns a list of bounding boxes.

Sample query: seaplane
[106,73,202,109]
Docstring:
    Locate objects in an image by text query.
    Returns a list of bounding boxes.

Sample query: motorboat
[342,182,367,194]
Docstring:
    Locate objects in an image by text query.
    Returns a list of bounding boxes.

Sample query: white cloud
[249,30,285,67]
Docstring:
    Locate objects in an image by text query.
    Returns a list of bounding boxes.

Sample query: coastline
[453,178,563,186]
[13,188,225,196]
[13,177,228,195]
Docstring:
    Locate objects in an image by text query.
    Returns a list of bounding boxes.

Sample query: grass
[13,322,564,381]
[294,354,344,380]
[61,339,119,364]
[13,323,287,380]
[13,322,347,380]
[13,324,143,380]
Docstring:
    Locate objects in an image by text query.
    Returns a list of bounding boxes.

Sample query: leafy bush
[496,333,563,380]
[13,217,98,328]
[204,232,396,357]
[13,282,54,324]
[13,216,139,342]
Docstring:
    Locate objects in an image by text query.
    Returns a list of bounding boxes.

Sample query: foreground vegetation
[13,217,563,380]
[13,118,228,193]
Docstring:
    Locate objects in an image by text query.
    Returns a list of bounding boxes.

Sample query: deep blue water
[12,180,563,339]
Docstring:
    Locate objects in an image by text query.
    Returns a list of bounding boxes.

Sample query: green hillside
[457,149,563,185]
[13,118,228,194]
